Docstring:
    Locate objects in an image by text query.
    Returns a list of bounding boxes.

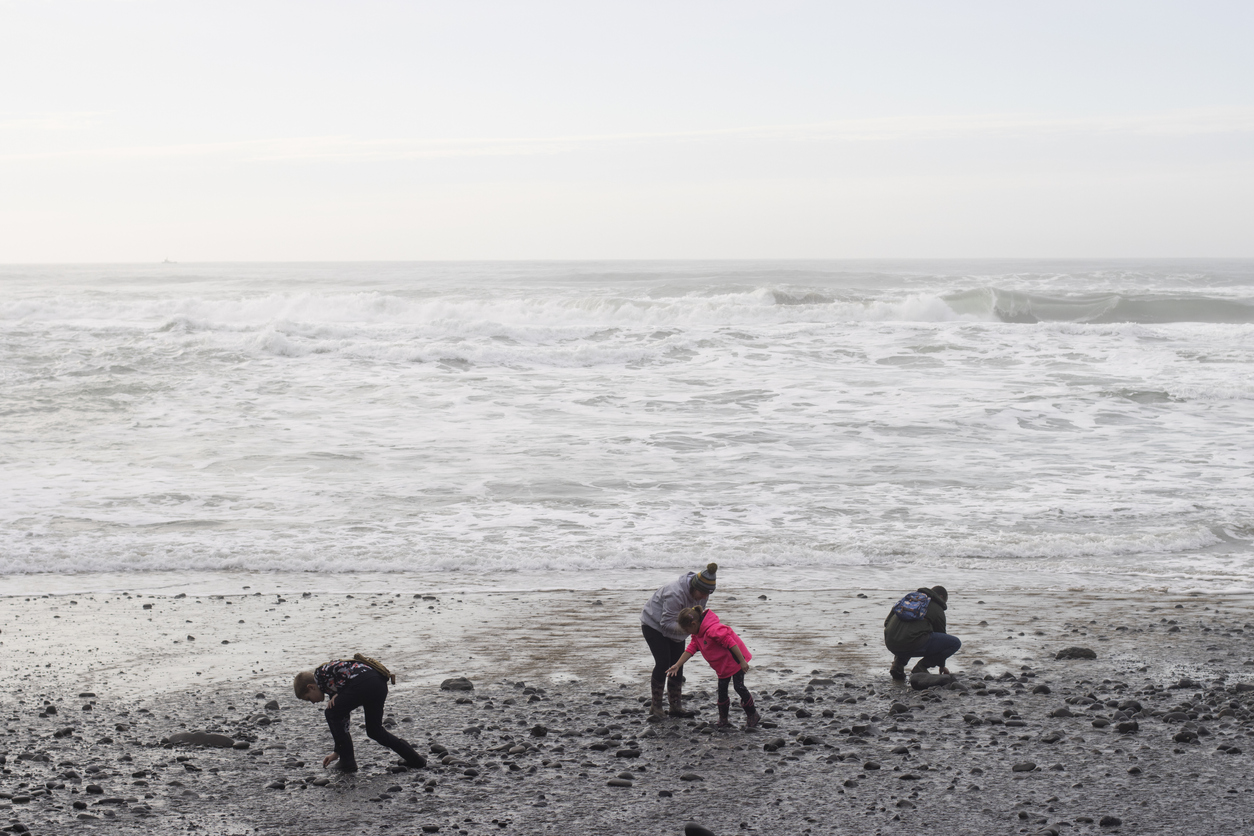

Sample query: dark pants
[717,671,752,705]
[324,670,424,771]
[642,623,685,687]
[892,632,962,670]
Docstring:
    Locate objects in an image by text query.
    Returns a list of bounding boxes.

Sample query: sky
[1,0,1252,261]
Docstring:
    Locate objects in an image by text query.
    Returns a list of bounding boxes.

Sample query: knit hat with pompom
[691,563,718,594]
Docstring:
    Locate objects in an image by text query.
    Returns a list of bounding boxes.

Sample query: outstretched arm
[730,645,749,673]
[665,651,694,678]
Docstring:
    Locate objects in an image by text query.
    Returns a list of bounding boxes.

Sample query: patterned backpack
[891,591,931,621]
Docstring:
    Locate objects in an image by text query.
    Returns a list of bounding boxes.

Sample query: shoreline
[1,585,1252,834]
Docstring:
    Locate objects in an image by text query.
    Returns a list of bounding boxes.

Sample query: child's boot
[649,680,666,721]
[741,696,760,730]
[716,699,732,728]
[667,680,696,718]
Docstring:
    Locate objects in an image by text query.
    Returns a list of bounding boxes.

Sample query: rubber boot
[911,660,930,674]
[716,699,731,729]
[649,679,667,721]
[667,679,696,718]
[742,696,760,730]
[889,660,906,681]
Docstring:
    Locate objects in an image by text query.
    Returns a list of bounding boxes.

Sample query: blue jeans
[893,632,961,670]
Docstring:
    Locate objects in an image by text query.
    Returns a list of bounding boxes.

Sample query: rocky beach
[2,584,1253,835]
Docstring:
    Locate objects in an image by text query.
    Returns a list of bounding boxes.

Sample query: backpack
[891,591,931,621]
[350,652,397,684]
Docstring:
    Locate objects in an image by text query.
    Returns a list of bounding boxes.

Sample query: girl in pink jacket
[666,606,760,729]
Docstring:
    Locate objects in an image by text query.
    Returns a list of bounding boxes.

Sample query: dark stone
[910,673,956,690]
[167,731,235,748]
[615,749,641,758]
[685,825,717,836]
[607,778,632,787]
[1099,816,1122,827]
[1116,721,1139,733]
[863,761,881,770]
[680,772,703,781]
[529,725,548,737]
[439,677,474,691]
[1012,762,1036,772]
[1055,647,1097,660]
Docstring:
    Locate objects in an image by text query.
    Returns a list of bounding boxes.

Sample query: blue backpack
[891,591,931,621]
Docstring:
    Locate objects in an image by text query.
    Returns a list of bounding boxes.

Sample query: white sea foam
[1,261,1251,591]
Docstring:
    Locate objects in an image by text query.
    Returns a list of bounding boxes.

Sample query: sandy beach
[2,581,1253,834]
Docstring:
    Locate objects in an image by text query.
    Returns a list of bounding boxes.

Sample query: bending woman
[640,563,718,719]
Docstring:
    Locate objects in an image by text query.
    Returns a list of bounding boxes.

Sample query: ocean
[2,260,1251,596]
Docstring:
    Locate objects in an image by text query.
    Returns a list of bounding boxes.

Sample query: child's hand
[322,752,339,768]
[665,663,680,678]
[740,659,749,673]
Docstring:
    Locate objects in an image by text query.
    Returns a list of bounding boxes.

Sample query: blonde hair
[677,606,704,633]
[293,670,317,699]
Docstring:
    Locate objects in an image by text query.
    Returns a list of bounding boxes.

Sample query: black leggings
[642,623,685,687]
[717,670,752,704]
[324,671,424,770]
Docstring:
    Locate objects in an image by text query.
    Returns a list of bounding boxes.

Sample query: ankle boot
[649,680,666,720]
[716,699,731,728]
[741,696,760,729]
[667,680,696,718]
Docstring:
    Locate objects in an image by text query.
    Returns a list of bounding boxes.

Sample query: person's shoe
[911,661,930,674]
[889,661,906,681]
[745,709,761,730]
[332,762,358,774]
[399,755,427,769]
[715,719,732,729]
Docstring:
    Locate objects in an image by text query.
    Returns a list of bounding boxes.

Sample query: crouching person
[884,586,960,681]
[294,655,427,773]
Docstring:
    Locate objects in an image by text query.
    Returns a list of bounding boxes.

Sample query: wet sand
[2,585,1253,834]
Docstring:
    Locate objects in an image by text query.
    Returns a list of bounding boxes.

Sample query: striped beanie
[691,563,718,594]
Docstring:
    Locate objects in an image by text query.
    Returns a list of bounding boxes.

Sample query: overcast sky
[2,1,1251,261]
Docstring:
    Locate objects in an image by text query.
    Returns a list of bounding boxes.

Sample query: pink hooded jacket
[685,609,752,679]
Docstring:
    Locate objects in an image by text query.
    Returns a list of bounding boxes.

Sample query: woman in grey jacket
[640,563,718,719]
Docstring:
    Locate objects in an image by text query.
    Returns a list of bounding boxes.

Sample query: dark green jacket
[883,589,947,655]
